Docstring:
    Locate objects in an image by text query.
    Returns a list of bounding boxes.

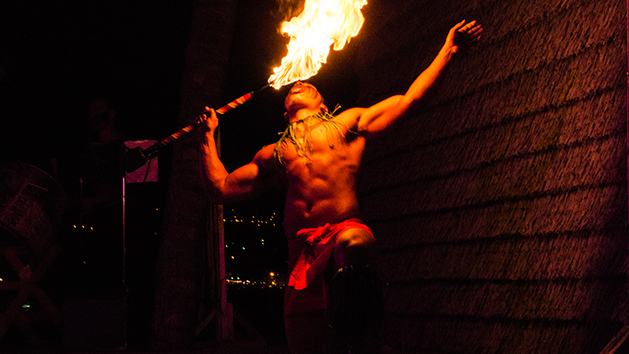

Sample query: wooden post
[215,203,233,341]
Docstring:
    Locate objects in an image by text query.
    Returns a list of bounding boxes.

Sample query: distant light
[231,256,234,259]
[270,272,275,277]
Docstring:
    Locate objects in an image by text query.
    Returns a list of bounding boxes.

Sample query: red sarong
[284,218,372,316]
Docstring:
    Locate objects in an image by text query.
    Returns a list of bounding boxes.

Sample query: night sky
[0,1,191,166]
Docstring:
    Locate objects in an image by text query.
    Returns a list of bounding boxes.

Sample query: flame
[268,0,367,89]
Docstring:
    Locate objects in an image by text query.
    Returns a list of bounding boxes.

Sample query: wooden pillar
[151,0,238,349]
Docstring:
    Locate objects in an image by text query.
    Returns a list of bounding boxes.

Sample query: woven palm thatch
[353,0,628,352]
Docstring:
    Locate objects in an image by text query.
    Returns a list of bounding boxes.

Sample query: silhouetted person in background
[53,95,128,299]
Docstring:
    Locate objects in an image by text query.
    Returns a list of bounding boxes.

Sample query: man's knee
[334,228,377,267]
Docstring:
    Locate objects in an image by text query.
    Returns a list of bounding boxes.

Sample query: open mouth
[289,82,314,96]
[289,86,305,95]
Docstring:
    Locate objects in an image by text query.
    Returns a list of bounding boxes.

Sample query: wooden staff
[124,85,270,172]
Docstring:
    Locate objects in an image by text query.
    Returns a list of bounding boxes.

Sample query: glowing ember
[268,0,367,89]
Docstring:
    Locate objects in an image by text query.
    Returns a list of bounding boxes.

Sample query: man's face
[284,81,324,112]
[89,98,114,130]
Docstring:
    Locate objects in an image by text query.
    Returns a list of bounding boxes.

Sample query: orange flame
[268,0,367,90]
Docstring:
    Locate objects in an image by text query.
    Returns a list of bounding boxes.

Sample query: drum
[0,162,67,263]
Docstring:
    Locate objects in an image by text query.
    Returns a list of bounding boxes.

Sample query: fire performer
[200,20,482,353]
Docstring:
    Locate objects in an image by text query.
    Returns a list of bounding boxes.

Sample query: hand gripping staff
[123,85,269,173]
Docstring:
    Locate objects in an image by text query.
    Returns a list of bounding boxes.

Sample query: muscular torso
[266,112,366,237]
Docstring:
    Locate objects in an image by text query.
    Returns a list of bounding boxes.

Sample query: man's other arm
[350,20,483,139]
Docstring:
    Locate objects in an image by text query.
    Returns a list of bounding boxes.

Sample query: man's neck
[287,108,326,124]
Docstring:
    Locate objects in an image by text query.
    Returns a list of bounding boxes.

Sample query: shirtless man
[200,20,482,354]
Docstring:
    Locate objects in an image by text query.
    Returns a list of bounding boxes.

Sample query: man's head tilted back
[284,81,329,123]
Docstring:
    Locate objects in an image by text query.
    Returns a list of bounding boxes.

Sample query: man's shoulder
[333,107,365,127]
[253,144,283,170]
[255,143,278,161]
[255,144,287,188]
[335,107,365,118]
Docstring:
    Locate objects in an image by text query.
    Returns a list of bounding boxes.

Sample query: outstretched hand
[447,20,483,53]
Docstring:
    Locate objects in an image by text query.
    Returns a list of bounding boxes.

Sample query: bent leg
[327,265,383,353]
[333,227,377,268]
[328,228,383,353]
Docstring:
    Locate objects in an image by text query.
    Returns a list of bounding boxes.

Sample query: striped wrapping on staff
[167,124,196,142]
[146,91,257,156]
[216,92,253,115]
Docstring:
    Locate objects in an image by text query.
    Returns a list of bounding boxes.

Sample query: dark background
[0,1,190,166]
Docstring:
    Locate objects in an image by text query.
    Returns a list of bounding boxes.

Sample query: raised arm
[199,108,277,204]
[352,20,483,138]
